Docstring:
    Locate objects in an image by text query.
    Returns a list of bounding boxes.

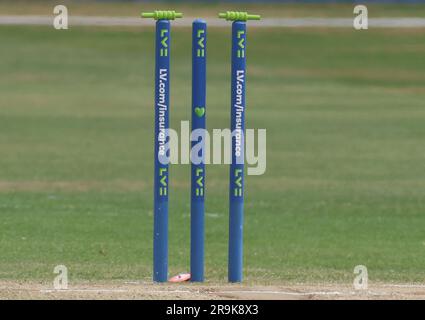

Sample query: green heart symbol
[194,107,205,117]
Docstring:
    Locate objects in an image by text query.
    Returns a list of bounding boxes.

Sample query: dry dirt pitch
[1,281,425,300]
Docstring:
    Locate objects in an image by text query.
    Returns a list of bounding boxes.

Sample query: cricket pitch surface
[1,281,425,300]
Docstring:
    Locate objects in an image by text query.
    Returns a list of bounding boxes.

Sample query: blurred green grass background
[1,2,425,283]
[2,0,425,17]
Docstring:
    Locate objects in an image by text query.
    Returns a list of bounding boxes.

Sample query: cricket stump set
[142,10,260,283]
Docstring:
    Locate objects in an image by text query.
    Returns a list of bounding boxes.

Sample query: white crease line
[382,284,425,288]
[40,289,128,293]
[121,290,344,296]
[41,288,200,294]
[213,290,393,296]
[124,281,151,285]
[146,290,197,294]
[214,290,343,296]
[124,281,142,285]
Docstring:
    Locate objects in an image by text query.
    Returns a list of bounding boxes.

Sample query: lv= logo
[160,29,169,57]
[237,30,245,58]
[197,29,205,57]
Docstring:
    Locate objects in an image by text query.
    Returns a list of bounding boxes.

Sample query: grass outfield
[1,1,425,17]
[1,25,425,284]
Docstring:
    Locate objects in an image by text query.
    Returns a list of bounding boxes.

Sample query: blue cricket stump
[142,10,182,283]
[153,19,170,283]
[191,19,207,282]
[229,20,246,283]
[219,11,260,283]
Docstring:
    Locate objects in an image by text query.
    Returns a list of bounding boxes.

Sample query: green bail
[218,11,261,21]
[141,10,183,20]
